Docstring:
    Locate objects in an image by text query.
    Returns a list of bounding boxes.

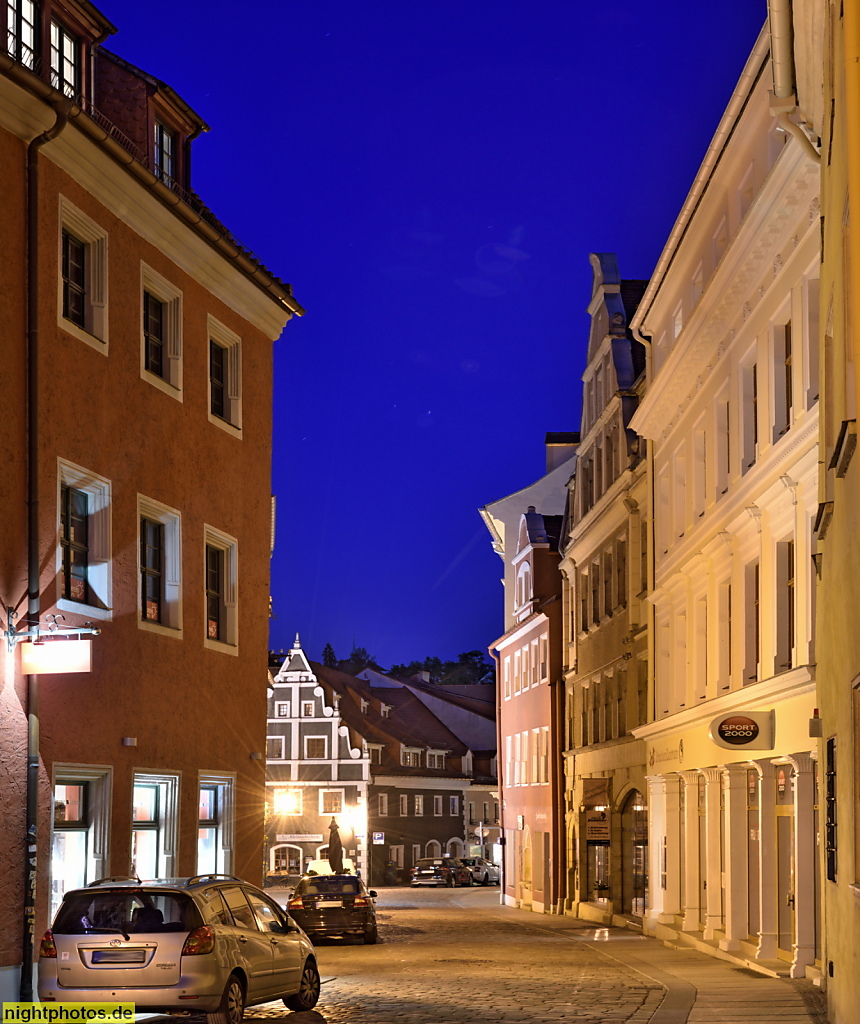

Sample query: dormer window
[360,699,369,714]
[7,0,36,69]
[50,20,80,98]
[402,748,422,767]
[380,704,390,718]
[154,121,176,184]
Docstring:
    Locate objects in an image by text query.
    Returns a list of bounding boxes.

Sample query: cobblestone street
[222,887,826,1024]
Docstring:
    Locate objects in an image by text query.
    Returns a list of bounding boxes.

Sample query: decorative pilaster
[644,775,667,929]
[720,765,749,950]
[755,761,778,959]
[680,771,701,932]
[702,767,723,939]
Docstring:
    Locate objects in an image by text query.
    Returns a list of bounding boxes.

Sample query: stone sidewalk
[496,911,828,1024]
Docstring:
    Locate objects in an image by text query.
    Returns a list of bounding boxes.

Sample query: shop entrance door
[775,766,796,961]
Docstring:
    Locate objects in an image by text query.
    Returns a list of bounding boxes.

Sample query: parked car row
[410,856,500,887]
[38,862,501,1021]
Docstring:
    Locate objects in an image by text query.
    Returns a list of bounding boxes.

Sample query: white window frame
[414,795,424,816]
[399,794,408,816]
[208,315,242,436]
[304,735,327,760]
[266,735,285,760]
[140,263,183,397]
[197,773,234,875]
[433,795,443,816]
[50,763,112,921]
[319,789,344,815]
[57,459,112,620]
[137,495,182,637]
[58,196,108,352]
[378,792,388,816]
[449,795,458,816]
[203,525,238,653]
[302,701,315,717]
[401,746,422,767]
[131,771,179,879]
[275,702,290,717]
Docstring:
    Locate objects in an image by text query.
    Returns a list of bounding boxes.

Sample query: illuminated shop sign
[709,710,774,750]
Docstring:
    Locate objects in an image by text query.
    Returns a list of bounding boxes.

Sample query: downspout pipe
[630,325,657,725]
[489,646,506,904]
[21,97,71,1002]
[767,0,821,163]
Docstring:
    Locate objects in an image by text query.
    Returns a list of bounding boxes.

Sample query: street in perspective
[216,887,826,1024]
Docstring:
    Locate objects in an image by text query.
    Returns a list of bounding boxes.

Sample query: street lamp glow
[340,805,367,838]
[273,788,301,815]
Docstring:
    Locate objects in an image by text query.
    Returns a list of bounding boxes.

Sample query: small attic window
[154,121,176,184]
[360,698,369,714]
[380,704,390,718]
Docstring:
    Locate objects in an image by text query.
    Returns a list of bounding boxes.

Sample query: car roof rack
[186,874,243,886]
[86,875,140,886]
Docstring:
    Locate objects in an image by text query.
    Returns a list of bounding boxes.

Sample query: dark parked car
[38,874,320,1022]
[410,857,472,887]
[287,874,378,944]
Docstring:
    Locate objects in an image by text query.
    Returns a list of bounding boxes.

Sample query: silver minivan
[38,875,319,1023]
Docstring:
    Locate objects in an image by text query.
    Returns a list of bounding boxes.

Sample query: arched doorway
[620,790,648,917]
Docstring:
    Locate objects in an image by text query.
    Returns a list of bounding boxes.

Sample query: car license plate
[323,900,343,908]
[91,949,147,964]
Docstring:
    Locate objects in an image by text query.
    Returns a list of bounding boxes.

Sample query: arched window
[269,843,303,877]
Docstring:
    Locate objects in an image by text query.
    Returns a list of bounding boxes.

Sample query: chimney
[544,431,580,473]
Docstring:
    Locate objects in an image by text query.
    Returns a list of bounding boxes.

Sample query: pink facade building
[0,0,301,999]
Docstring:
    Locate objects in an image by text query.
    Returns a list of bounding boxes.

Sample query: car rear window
[299,877,360,895]
[52,890,200,934]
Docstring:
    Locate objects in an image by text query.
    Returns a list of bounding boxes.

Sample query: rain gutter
[767,0,820,163]
[21,90,72,1002]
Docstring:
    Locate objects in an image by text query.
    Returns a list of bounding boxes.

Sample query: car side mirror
[368,890,378,898]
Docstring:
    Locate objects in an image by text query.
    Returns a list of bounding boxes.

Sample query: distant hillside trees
[389,649,495,686]
[316,644,495,686]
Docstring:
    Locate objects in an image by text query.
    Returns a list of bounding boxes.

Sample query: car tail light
[181,926,215,956]
[39,931,57,958]
[287,896,304,910]
[353,896,369,907]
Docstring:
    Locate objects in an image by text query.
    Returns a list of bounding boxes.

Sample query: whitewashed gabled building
[266,637,370,880]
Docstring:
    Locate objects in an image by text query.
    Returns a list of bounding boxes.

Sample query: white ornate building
[629,26,822,978]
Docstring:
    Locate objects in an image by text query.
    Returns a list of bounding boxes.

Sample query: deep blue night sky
[102,0,766,668]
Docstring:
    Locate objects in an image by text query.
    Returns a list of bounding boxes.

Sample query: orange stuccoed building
[0,0,303,1000]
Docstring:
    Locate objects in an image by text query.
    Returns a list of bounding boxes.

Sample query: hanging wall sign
[709,710,774,750]
[585,808,610,844]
